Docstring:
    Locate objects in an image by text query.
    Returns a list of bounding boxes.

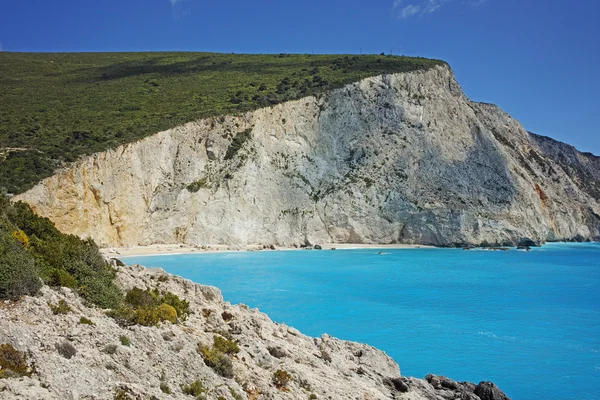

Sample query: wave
[477,331,599,354]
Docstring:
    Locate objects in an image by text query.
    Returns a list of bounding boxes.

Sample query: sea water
[125,243,600,399]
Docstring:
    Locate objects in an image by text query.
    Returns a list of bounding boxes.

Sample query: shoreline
[100,243,435,258]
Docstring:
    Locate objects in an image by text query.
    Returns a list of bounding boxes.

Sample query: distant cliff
[16,65,600,247]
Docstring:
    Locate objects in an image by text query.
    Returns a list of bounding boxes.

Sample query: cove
[125,243,600,400]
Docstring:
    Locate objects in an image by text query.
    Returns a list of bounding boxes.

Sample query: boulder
[474,381,511,400]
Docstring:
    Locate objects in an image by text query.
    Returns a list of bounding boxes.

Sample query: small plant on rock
[160,382,172,394]
[119,335,130,346]
[181,380,206,396]
[273,369,292,390]
[197,343,234,378]
[229,386,243,400]
[0,344,32,378]
[79,316,94,325]
[213,335,239,355]
[103,344,118,355]
[48,299,72,315]
[109,287,189,326]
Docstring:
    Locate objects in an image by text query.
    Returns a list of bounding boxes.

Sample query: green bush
[109,287,188,326]
[213,335,239,355]
[161,291,190,320]
[0,230,41,299]
[0,197,123,309]
[124,287,156,308]
[181,380,206,396]
[160,383,172,394]
[79,316,94,325]
[119,335,130,346]
[49,268,78,288]
[48,299,72,315]
[133,303,178,326]
[186,178,209,193]
[102,344,118,355]
[0,344,32,378]
[197,343,234,378]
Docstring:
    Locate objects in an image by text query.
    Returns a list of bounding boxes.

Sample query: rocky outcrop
[16,65,600,247]
[0,264,510,399]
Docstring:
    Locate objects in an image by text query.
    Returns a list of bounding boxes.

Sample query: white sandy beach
[100,243,434,258]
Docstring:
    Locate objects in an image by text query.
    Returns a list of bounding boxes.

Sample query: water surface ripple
[125,243,600,399]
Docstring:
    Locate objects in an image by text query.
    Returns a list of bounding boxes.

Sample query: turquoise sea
[125,243,600,399]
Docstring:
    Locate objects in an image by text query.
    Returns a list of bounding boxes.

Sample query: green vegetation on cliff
[0,52,444,193]
[0,195,122,307]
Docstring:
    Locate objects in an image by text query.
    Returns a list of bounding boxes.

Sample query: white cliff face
[16,65,600,247]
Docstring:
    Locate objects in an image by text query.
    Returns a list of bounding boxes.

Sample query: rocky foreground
[0,263,509,400]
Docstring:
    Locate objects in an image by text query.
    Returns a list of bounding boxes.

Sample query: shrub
[229,387,243,400]
[103,344,118,355]
[186,178,209,193]
[273,369,292,389]
[161,291,190,321]
[79,316,94,325]
[49,299,72,315]
[160,382,172,394]
[0,198,123,309]
[0,231,41,299]
[197,344,234,378]
[77,274,123,309]
[213,335,239,355]
[49,268,78,288]
[56,341,77,359]
[119,335,130,346]
[133,303,177,326]
[11,230,29,247]
[181,380,206,396]
[309,394,318,399]
[110,288,188,326]
[124,287,156,308]
[0,344,31,378]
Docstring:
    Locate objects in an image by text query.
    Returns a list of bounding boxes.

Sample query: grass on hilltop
[0,52,445,193]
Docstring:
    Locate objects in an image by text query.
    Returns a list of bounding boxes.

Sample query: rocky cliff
[0,263,509,400]
[15,65,600,247]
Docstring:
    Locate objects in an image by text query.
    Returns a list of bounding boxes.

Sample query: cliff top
[0,52,445,194]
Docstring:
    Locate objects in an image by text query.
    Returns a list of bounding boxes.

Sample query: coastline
[101,243,435,258]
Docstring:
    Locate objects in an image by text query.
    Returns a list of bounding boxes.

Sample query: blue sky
[1,0,599,154]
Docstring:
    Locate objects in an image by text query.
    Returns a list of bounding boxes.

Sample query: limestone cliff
[16,65,600,247]
[0,263,510,400]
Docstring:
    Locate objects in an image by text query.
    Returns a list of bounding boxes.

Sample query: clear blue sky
[1,0,599,154]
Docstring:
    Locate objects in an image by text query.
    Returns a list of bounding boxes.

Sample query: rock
[15,65,600,247]
[474,381,511,400]
[384,377,409,393]
[267,346,287,358]
[314,244,322,250]
[426,374,442,389]
[517,237,538,247]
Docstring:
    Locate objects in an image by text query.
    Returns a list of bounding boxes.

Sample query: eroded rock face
[0,264,511,400]
[15,65,600,247]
